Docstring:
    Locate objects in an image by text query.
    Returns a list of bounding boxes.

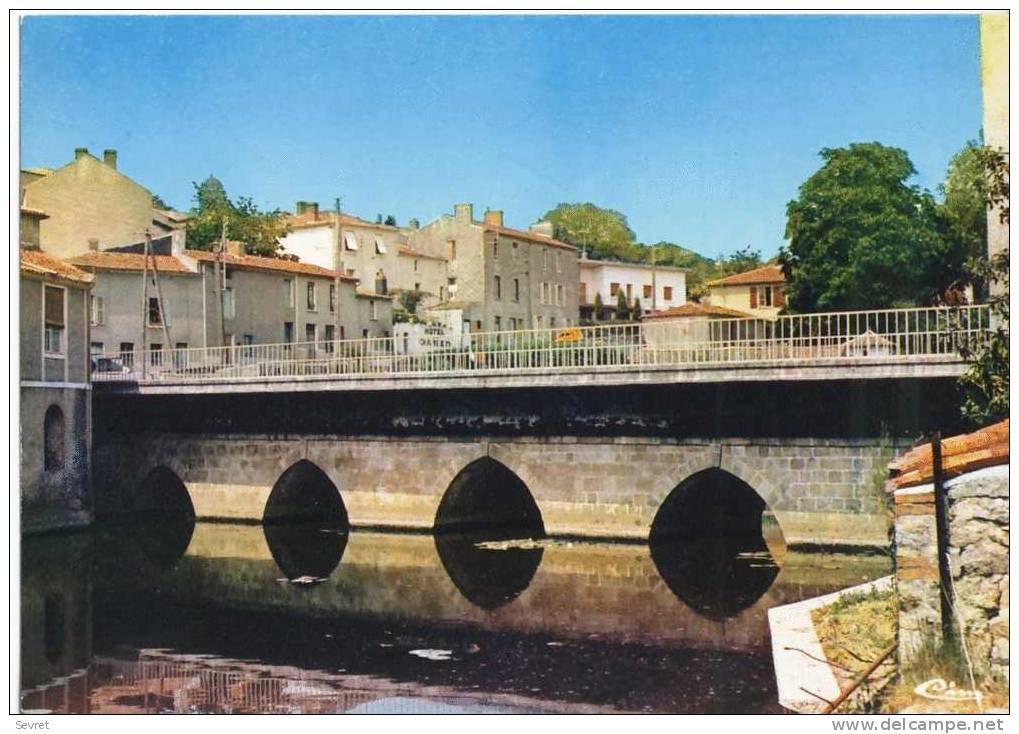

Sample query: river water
[20,521,888,714]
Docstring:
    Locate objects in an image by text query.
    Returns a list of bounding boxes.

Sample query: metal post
[931,431,955,644]
[140,232,150,379]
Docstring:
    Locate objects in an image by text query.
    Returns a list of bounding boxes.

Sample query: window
[446,240,457,261]
[329,284,336,312]
[147,297,162,326]
[150,344,163,366]
[374,236,387,255]
[579,282,587,304]
[414,282,421,291]
[543,249,549,271]
[494,275,502,300]
[413,259,419,272]
[752,285,774,308]
[44,286,65,355]
[324,325,335,353]
[306,324,316,342]
[550,317,557,328]
[663,286,673,301]
[643,285,653,299]
[307,282,317,310]
[513,278,520,302]
[609,282,620,296]
[494,315,501,331]
[493,241,499,260]
[90,295,105,326]
[173,342,188,369]
[626,284,633,302]
[362,328,369,338]
[223,287,235,319]
[370,300,378,321]
[90,342,103,355]
[43,405,64,471]
[555,252,561,273]
[283,279,294,308]
[243,334,254,346]
[343,232,359,251]
[284,322,294,343]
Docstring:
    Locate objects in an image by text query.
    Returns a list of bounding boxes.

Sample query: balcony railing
[91,304,991,385]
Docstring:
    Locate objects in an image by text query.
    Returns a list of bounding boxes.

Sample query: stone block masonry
[93,432,904,548]
[893,465,1009,681]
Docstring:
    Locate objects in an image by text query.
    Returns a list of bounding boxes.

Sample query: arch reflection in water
[131,467,197,571]
[433,458,545,609]
[649,468,784,620]
[263,461,349,581]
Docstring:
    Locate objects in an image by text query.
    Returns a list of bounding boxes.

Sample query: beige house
[705,264,786,319]
[19,249,95,532]
[641,302,751,349]
[20,147,186,257]
[980,13,1009,290]
[408,204,580,332]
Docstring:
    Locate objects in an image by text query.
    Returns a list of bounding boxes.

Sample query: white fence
[91,305,991,385]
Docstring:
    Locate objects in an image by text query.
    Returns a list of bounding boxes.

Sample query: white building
[579,257,688,320]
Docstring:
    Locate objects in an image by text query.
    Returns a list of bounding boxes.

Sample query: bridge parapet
[92,305,989,392]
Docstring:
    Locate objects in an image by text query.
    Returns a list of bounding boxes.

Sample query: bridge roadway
[95,353,969,395]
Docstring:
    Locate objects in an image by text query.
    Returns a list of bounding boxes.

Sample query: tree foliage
[781,143,963,311]
[186,175,290,256]
[615,290,630,321]
[542,202,637,260]
[957,149,1009,426]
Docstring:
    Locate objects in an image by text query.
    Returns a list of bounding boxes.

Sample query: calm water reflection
[20,521,889,714]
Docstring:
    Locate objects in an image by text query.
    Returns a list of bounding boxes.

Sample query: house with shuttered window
[705,264,786,320]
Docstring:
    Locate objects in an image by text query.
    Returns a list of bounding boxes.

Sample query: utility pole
[333,196,343,348]
[651,244,658,312]
[215,218,228,348]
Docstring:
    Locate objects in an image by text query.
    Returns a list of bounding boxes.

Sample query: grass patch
[810,585,897,712]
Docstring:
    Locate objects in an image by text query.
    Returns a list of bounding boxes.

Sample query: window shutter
[44,286,65,326]
[749,287,758,309]
[774,288,786,308]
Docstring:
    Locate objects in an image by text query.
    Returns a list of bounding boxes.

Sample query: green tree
[541,203,638,261]
[384,215,397,227]
[957,148,1008,425]
[399,289,425,314]
[186,175,290,256]
[632,296,643,318]
[615,290,630,321]
[941,141,989,269]
[781,143,960,311]
[151,193,172,210]
[592,292,604,322]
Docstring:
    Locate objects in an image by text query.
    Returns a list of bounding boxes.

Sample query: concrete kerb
[768,575,894,713]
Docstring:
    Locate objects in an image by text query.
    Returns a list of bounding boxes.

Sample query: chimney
[453,203,473,223]
[484,210,504,227]
[226,240,244,256]
[529,220,554,238]
[88,238,99,251]
[74,147,89,161]
[408,218,420,230]
[103,149,117,169]
[296,201,319,219]
[374,269,388,295]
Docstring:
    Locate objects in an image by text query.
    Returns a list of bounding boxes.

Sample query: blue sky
[20,14,983,258]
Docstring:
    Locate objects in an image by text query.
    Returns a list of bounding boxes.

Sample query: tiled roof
[485,225,578,252]
[707,264,786,287]
[68,250,196,274]
[20,249,95,285]
[184,249,354,280]
[20,206,49,218]
[886,419,1009,491]
[288,210,401,232]
[398,245,446,261]
[642,303,751,320]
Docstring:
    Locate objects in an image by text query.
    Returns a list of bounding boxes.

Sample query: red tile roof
[886,419,1009,491]
[68,250,196,274]
[288,210,400,232]
[20,249,95,285]
[185,250,355,280]
[707,264,786,287]
[485,225,578,252]
[642,302,751,320]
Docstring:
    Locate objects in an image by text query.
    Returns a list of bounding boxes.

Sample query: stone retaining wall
[894,465,1009,680]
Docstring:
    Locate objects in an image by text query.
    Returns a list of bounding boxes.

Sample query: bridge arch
[263,459,349,526]
[135,465,195,520]
[434,456,545,537]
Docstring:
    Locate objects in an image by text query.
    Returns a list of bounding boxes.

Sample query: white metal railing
[91,304,992,385]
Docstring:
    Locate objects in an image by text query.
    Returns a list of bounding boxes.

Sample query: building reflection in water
[264,522,348,581]
[434,534,544,610]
